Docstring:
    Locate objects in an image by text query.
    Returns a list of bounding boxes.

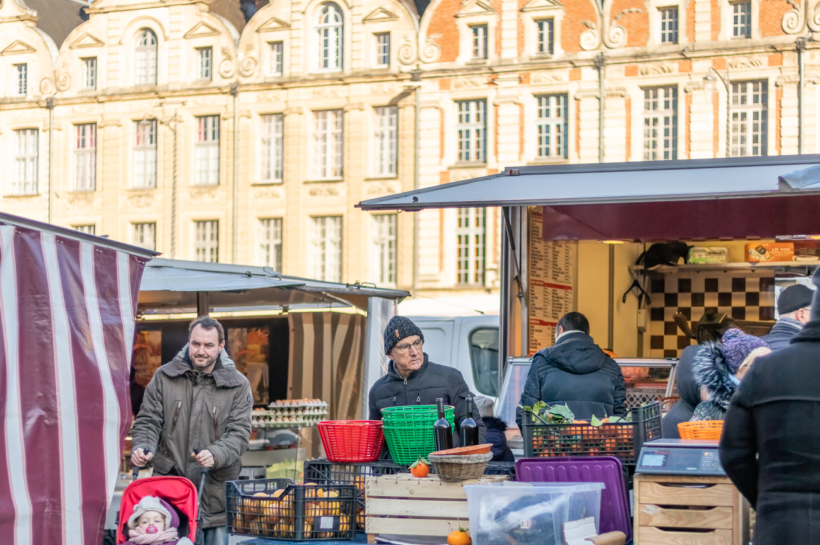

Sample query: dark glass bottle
[434,398,453,451]
[460,396,479,447]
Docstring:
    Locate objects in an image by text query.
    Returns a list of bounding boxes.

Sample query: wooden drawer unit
[633,474,749,545]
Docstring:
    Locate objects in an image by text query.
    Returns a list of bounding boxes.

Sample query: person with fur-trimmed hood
[690,328,770,421]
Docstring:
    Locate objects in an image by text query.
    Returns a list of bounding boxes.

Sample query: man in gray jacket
[132,317,252,545]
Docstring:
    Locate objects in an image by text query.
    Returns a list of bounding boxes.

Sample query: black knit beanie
[778,284,814,315]
[384,316,424,355]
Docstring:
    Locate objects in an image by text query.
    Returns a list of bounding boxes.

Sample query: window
[13,129,38,195]
[269,42,283,76]
[536,19,554,55]
[536,95,567,159]
[732,2,751,38]
[375,33,390,67]
[261,114,284,183]
[456,208,485,285]
[135,29,158,85]
[659,7,678,44]
[195,116,220,186]
[83,58,97,89]
[469,328,500,396]
[74,225,96,235]
[731,81,768,157]
[312,110,344,179]
[134,120,157,189]
[370,215,397,286]
[258,218,283,271]
[316,3,343,71]
[194,220,219,263]
[643,86,678,161]
[15,64,27,96]
[198,47,213,80]
[74,124,97,191]
[373,106,398,177]
[132,223,156,251]
[457,100,487,163]
[471,25,488,60]
[309,216,343,282]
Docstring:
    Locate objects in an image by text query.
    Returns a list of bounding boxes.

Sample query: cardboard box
[745,242,794,263]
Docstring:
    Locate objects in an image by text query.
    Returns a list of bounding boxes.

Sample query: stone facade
[0,0,815,306]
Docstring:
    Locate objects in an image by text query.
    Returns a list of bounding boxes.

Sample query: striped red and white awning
[0,217,154,545]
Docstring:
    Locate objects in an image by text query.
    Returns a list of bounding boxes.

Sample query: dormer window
[15,64,27,96]
[135,29,158,85]
[316,3,343,71]
[471,25,488,59]
[536,19,554,55]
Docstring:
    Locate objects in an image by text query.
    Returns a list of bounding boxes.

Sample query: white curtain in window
[135,29,158,85]
[316,3,343,71]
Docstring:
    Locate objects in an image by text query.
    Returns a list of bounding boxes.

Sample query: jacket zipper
[170,400,182,433]
[212,405,219,436]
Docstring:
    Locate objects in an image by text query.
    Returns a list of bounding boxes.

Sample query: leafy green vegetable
[590,415,604,427]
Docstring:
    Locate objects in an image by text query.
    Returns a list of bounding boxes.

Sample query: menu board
[527,208,576,355]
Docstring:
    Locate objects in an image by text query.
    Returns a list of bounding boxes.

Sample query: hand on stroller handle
[131,448,152,481]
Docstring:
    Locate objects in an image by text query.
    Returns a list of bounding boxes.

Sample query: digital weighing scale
[635,438,725,476]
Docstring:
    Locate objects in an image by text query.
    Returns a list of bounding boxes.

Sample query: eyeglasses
[394,339,423,354]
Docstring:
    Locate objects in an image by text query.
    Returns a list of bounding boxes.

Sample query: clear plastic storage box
[463,482,605,545]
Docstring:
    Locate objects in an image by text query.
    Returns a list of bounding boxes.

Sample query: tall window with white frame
[643,87,678,160]
[13,129,38,196]
[134,120,157,189]
[536,95,567,159]
[375,33,390,68]
[535,19,554,55]
[732,2,751,38]
[269,42,283,76]
[313,110,344,179]
[194,220,219,263]
[373,106,398,177]
[309,216,343,282]
[471,25,488,60]
[316,3,343,71]
[135,29,158,85]
[261,114,284,183]
[731,81,768,157]
[82,58,97,89]
[74,124,97,190]
[457,100,487,163]
[371,214,397,286]
[456,208,485,285]
[74,225,96,235]
[15,64,27,96]
[198,47,213,80]
[195,116,220,186]
[258,218,283,271]
[132,222,156,251]
[659,7,678,44]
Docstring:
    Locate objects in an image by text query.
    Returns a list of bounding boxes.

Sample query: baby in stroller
[124,496,195,545]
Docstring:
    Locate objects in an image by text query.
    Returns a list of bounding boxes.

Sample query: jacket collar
[772,317,804,334]
[159,344,245,388]
[387,353,429,381]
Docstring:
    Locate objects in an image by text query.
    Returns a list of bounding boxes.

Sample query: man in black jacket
[719,271,820,545]
[516,312,626,427]
[368,316,485,446]
[760,284,813,351]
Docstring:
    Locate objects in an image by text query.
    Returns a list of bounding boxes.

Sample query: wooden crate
[633,474,751,545]
[365,474,507,543]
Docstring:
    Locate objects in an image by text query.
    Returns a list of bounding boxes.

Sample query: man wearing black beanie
[368,315,485,448]
[761,284,814,350]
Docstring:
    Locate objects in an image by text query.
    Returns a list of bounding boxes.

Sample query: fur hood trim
[692,342,737,411]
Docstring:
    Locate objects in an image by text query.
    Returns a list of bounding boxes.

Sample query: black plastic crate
[227,478,357,541]
[304,460,404,531]
[483,461,516,479]
[521,402,661,465]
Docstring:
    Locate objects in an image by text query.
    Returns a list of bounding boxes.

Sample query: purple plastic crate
[515,456,632,543]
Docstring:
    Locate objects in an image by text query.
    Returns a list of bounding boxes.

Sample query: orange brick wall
[768,53,783,66]
[711,0,720,41]
[761,0,793,37]
[518,0,527,56]
[427,0,461,62]
[492,0,502,57]
[612,0,649,47]
[570,68,581,81]
[687,0,695,43]
[679,59,692,73]
[562,0,598,53]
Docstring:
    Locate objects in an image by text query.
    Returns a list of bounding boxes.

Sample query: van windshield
[469,328,499,396]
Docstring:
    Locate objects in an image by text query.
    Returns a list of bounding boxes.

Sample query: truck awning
[357,156,820,211]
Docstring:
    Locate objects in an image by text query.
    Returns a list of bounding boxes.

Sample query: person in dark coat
[368,316,485,446]
[760,284,813,350]
[661,345,701,438]
[516,312,626,427]
[720,270,820,545]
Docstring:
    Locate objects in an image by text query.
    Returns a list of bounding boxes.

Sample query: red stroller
[117,475,203,544]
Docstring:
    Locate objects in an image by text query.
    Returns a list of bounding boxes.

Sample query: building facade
[0,0,815,311]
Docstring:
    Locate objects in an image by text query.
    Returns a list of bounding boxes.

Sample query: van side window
[469,328,499,396]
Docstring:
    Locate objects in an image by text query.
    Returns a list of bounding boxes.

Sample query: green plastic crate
[380,405,455,464]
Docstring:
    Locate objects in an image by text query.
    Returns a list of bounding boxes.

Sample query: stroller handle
[196,468,210,524]
[131,448,151,481]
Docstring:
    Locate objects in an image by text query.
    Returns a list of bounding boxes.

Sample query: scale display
[636,440,725,476]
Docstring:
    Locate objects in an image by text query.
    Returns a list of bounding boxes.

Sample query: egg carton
[268,400,329,409]
[251,412,329,429]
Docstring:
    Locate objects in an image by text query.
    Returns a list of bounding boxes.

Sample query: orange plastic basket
[678,420,724,440]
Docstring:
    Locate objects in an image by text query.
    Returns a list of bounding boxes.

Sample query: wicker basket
[427,452,492,482]
[678,420,724,440]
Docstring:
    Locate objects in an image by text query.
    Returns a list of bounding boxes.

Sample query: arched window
[135,29,158,85]
[316,3,343,71]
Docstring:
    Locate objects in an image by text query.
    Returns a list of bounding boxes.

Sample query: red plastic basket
[317,420,385,462]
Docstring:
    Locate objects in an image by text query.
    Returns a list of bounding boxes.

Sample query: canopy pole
[197,292,210,317]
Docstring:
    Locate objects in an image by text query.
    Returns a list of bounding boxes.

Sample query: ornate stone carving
[639,63,674,76]
[420,34,442,63]
[55,69,71,92]
[67,193,94,211]
[579,5,642,51]
[189,189,219,204]
[308,185,340,197]
[454,76,486,89]
[312,87,341,98]
[258,91,286,102]
[219,46,235,78]
[398,35,417,65]
[128,193,155,209]
[284,106,304,115]
[370,83,402,95]
[343,102,366,112]
[253,187,283,199]
[684,81,705,93]
[728,57,765,70]
[782,0,804,34]
[239,56,257,77]
[531,72,564,84]
[39,77,53,94]
[366,181,401,196]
